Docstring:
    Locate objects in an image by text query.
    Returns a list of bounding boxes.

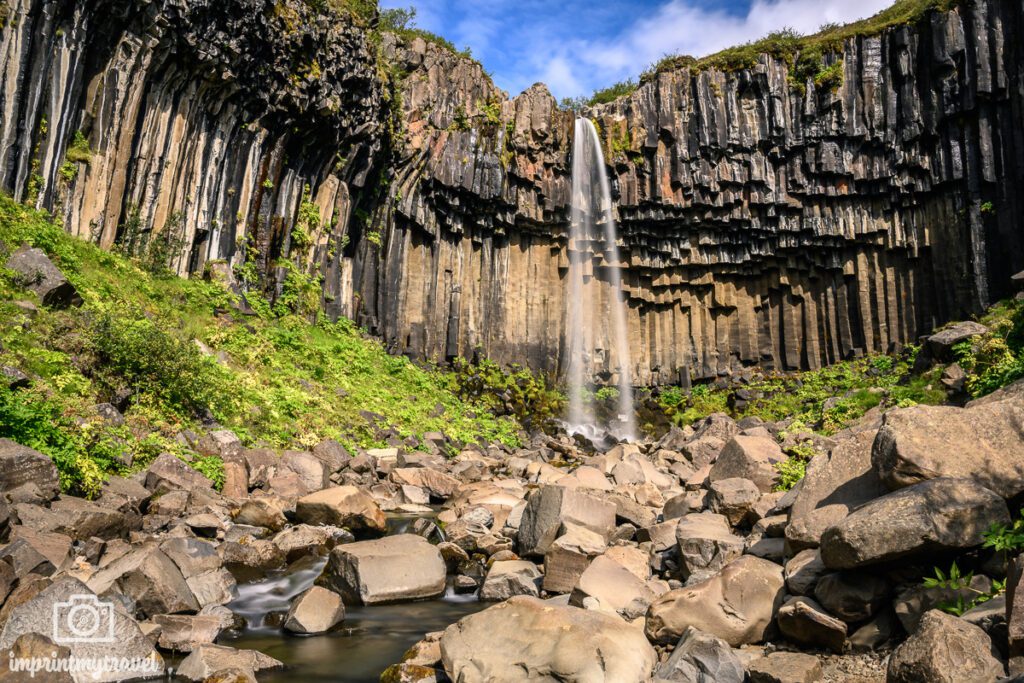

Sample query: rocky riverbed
[0,336,1022,682]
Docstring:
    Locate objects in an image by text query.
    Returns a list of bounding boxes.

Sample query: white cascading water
[565,118,637,442]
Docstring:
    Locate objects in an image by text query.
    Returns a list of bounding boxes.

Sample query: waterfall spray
[565,118,637,442]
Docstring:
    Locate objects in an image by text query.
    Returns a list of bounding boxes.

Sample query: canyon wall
[4,0,1024,386]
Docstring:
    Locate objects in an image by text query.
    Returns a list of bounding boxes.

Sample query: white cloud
[381,0,899,100]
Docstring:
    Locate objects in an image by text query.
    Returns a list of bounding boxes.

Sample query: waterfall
[565,118,637,442]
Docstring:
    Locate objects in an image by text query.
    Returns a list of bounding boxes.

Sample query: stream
[220,513,485,682]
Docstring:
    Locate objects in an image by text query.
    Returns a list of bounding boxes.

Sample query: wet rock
[319,534,445,604]
[708,435,785,493]
[517,485,616,557]
[5,246,81,308]
[0,576,164,682]
[776,596,847,652]
[0,439,60,500]
[176,644,283,682]
[646,556,785,646]
[886,610,1004,683]
[872,399,1024,499]
[283,586,345,634]
[819,478,1009,569]
[653,625,744,683]
[674,512,744,580]
[747,652,823,683]
[440,596,656,682]
[479,560,541,600]
[295,486,387,533]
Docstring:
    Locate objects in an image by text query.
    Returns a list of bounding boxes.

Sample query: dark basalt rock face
[4,0,1024,386]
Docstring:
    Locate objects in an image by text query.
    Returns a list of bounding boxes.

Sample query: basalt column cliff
[3,0,1024,386]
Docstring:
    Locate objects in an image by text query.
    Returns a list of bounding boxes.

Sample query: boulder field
[0,378,1021,681]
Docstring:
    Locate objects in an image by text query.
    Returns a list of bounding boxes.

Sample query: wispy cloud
[381,0,897,100]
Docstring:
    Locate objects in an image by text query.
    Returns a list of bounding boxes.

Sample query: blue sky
[379,0,896,100]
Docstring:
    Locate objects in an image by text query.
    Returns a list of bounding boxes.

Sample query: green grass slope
[0,196,520,497]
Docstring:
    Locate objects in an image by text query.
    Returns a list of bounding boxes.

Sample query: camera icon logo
[52,594,116,644]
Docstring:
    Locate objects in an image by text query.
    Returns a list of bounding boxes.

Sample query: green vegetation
[560,79,640,112]
[644,0,963,81]
[658,349,946,436]
[447,357,565,435]
[922,561,1005,617]
[955,299,1024,397]
[0,195,521,497]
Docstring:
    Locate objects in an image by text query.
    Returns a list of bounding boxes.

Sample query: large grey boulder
[517,485,616,557]
[152,614,225,652]
[646,556,785,646]
[887,610,1004,683]
[318,534,445,604]
[653,626,744,683]
[569,555,660,620]
[786,429,886,551]
[5,245,82,308]
[144,453,213,493]
[440,596,657,682]
[708,435,785,493]
[283,586,345,634]
[819,478,1009,569]
[0,439,60,500]
[295,486,387,533]
[674,512,744,581]
[87,545,199,617]
[707,478,760,526]
[0,577,163,683]
[872,398,1024,499]
[479,560,541,601]
[14,497,128,541]
[925,321,989,360]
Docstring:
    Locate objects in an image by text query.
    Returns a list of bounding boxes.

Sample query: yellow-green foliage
[660,350,947,436]
[956,299,1024,397]
[0,195,520,496]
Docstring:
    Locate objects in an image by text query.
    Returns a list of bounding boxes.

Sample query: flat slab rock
[440,595,657,682]
[318,533,445,604]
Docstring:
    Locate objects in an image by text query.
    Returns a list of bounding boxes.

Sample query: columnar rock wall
[5,0,1024,386]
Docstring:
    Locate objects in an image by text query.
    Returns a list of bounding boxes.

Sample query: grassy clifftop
[0,196,521,496]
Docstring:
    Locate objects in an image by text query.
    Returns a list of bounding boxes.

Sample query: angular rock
[176,644,282,682]
[319,534,445,604]
[0,439,60,499]
[813,572,889,623]
[295,486,386,533]
[708,435,785,493]
[776,596,847,652]
[887,610,1004,683]
[87,546,199,617]
[391,468,460,499]
[570,554,659,619]
[653,626,744,683]
[153,613,224,652]
[872,400,1024,499]
[926,322,989,360]
[819,478,1010,569]
[674,512,744,580]
[233,496,288,531]
[440,596,656,682]
[786,429,886,551]
[145,453,213,494]
[517,485,616,557]
[646,556,785,646]
[784,549,827,596]
[0,633,73,682]
[283,586,345,634]
[479,560,541,601]
[708,477,760,526]
[5,245,82,308]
